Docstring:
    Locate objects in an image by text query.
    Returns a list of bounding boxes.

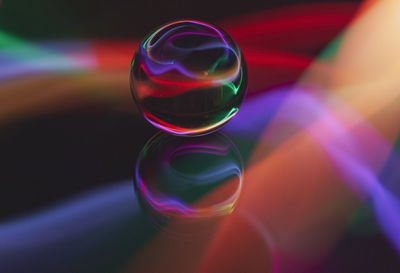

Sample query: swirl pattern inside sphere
[130,20,247,136]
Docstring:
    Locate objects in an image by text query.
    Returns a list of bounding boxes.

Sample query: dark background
[2,2,400,273]
[0,0,360,218]
[0,0,357,39]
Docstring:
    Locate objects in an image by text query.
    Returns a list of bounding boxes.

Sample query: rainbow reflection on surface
[130,20,247,136]
[134,132,243,218]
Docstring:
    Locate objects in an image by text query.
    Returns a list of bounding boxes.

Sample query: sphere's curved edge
[130,19,248,136]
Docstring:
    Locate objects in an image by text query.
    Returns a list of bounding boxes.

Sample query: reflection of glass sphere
[134,132,243,218]
[130,20,247,136]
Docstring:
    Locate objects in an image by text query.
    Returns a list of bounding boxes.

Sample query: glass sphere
[130,20,247,136]
[134,132,243,218]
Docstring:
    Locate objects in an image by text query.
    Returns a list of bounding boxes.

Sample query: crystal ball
[130,20,247,136]
[134,132,243,218]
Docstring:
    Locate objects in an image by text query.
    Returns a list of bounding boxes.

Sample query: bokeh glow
[0,1,399,273]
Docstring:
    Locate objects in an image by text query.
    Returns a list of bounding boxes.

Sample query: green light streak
[0,31,74,66]
[1,31,56,60]
[223,67,243,95]
[142,30,158,50]
[223,107,239,120]
[207,55,228,73]
[318,34,344,61]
